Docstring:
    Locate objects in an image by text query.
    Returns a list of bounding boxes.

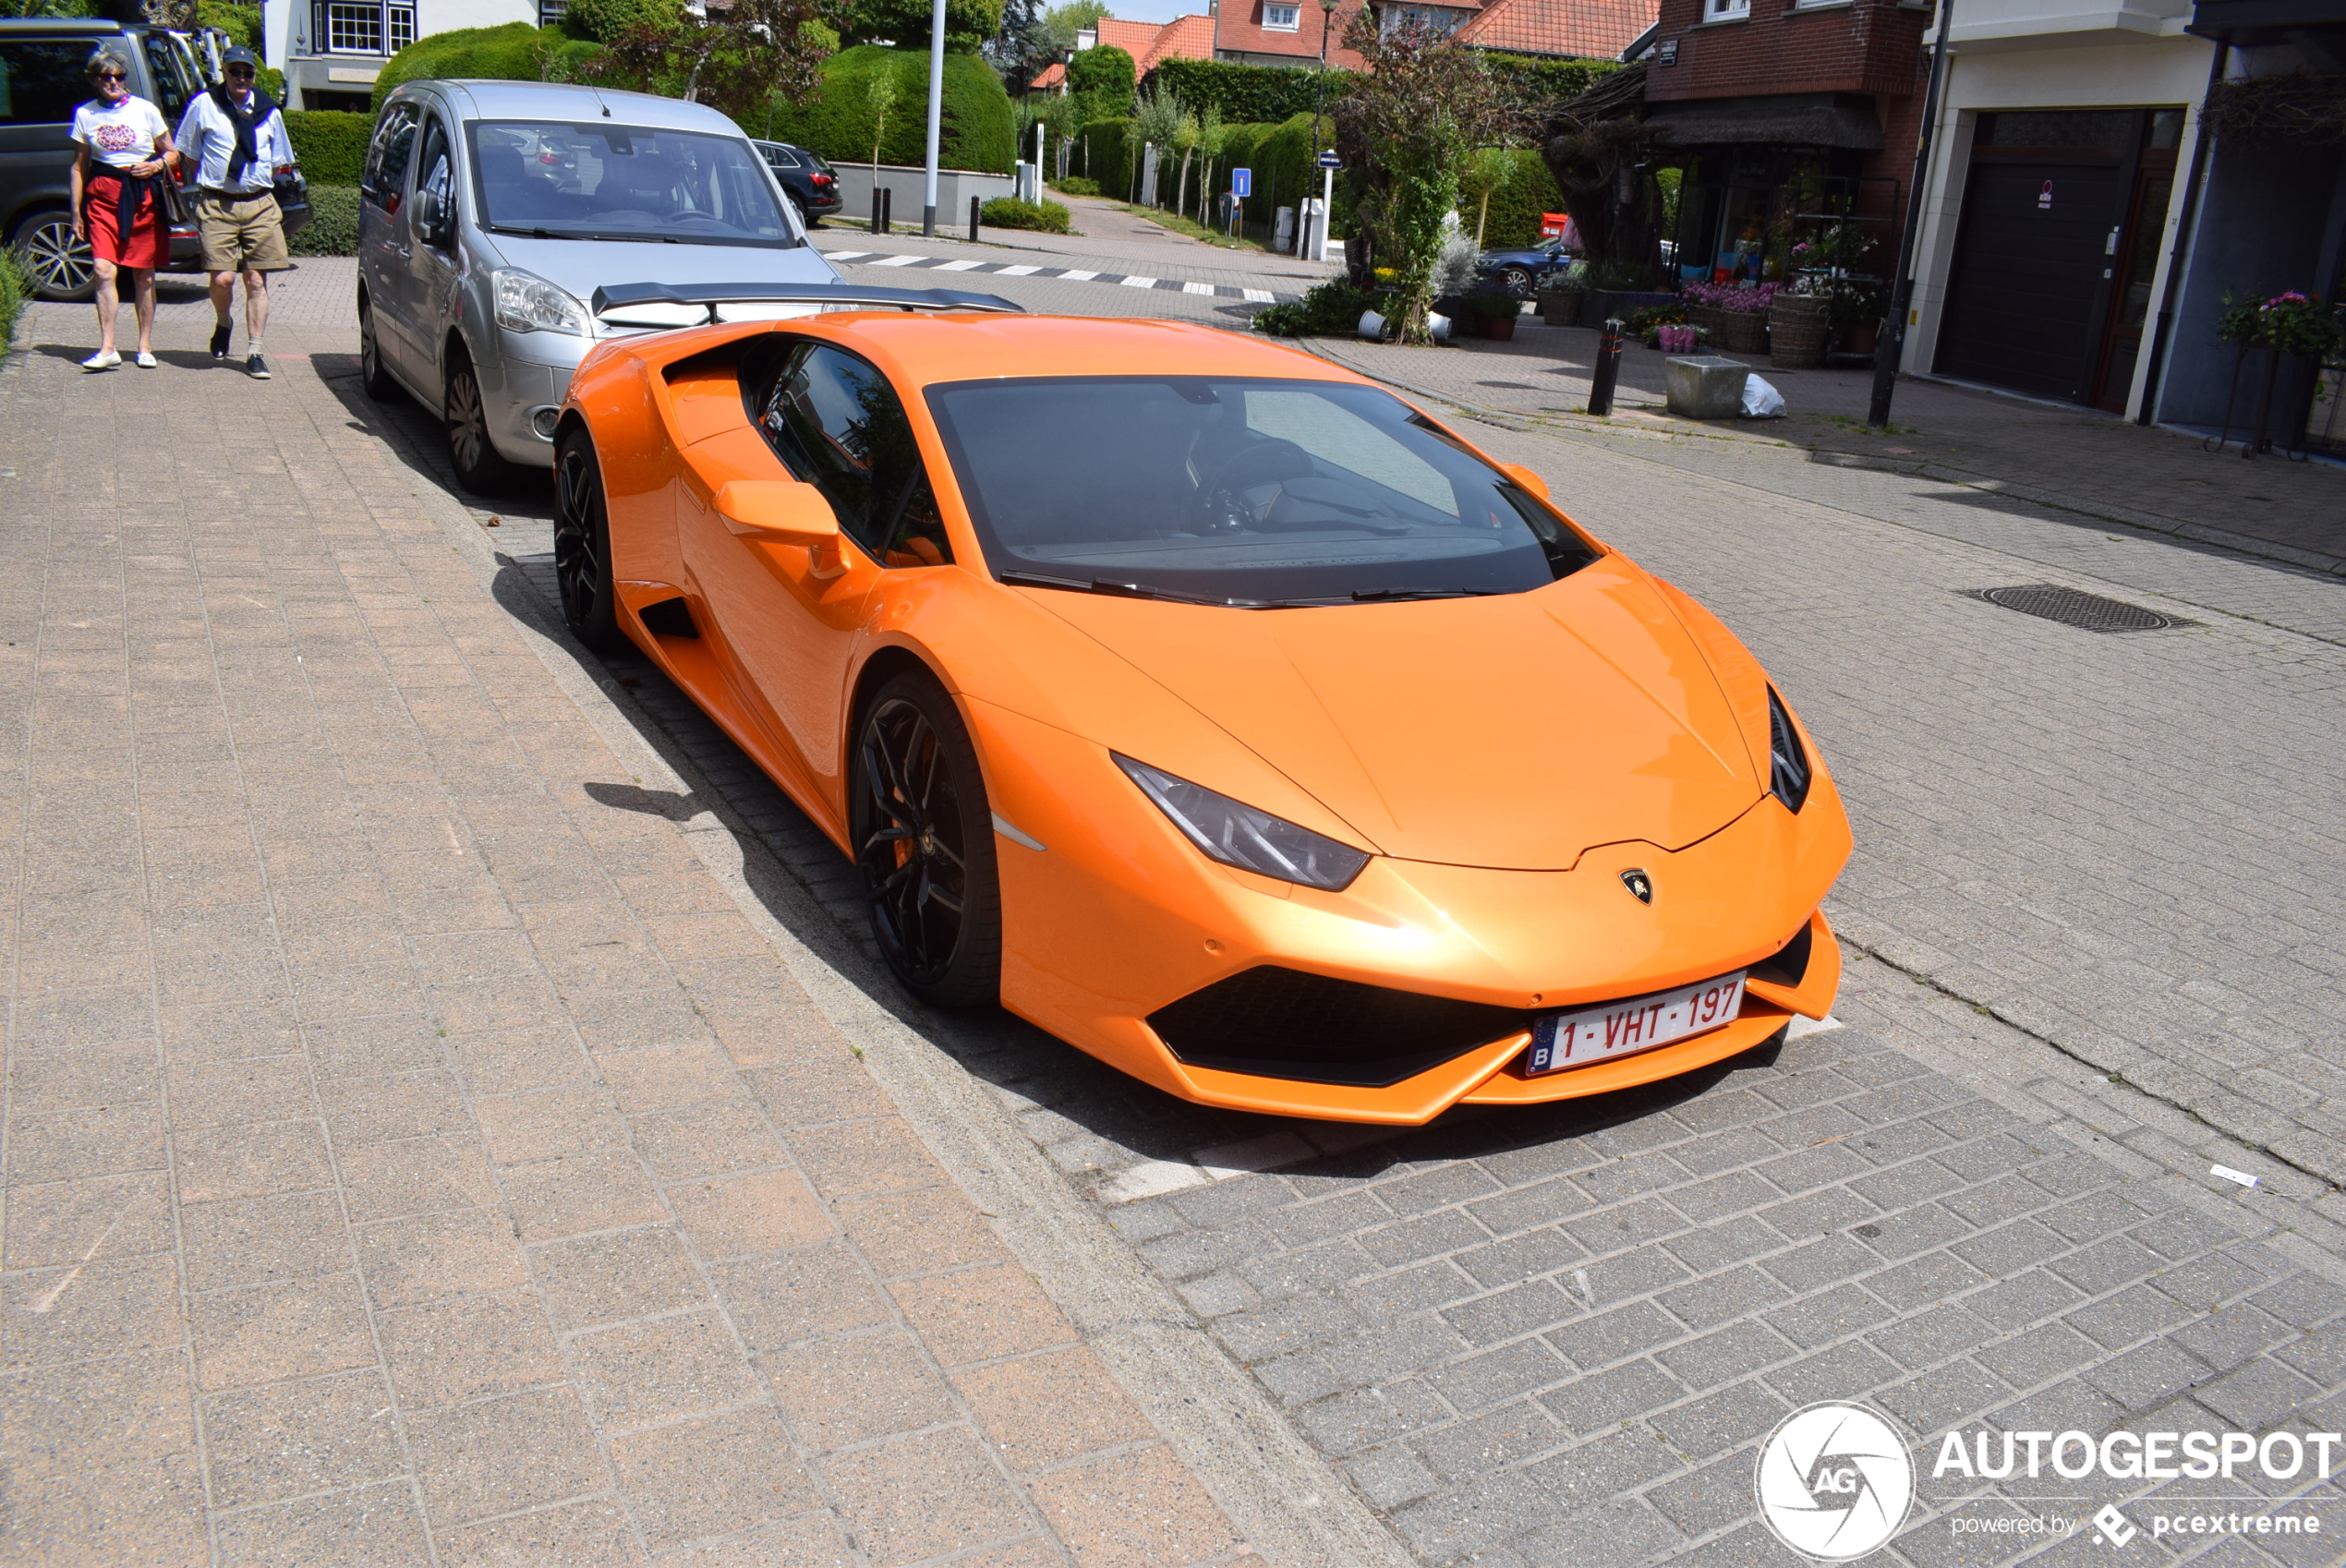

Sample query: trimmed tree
[1065,42,1134,115]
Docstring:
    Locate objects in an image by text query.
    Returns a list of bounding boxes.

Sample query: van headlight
[492,269,588,336]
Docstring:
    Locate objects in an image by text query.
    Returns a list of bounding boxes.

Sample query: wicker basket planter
[1687,303,1769,356]
[1768,296,1831,368]
[1537,287,1584,327]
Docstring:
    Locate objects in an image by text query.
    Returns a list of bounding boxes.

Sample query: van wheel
[10,210,94,302]
[357,290,401,402]
[444,345,521,494]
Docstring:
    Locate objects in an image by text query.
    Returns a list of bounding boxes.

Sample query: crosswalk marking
[810,247,1301,304]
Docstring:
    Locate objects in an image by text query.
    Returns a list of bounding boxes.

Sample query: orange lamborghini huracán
[556,293,1851,1126]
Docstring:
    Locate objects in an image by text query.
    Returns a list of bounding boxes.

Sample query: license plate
[1522,972,1747,1076]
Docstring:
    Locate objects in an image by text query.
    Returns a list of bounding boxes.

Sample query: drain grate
[1965,585,2194,633]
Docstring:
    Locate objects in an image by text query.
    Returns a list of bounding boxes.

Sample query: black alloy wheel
[552,429,623,652]
[443,346,521,494]
[11,210,94,301]
[357,290,400,402]
[851,673,1002,1009]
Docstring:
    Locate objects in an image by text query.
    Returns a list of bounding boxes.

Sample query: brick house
[1032,13,1220,90]
[1640,0,1934,297]
[1212,0,1651,68]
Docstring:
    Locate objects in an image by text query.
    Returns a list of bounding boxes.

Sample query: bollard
[871,184,883,236]
[970,194,982,243]
[881,187,892,236]
[1587,317,1625,417]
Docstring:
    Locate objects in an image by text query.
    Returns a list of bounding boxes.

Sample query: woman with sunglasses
[67,49,176,371]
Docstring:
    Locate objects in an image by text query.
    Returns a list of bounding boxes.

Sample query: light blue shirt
[173,90,296,195]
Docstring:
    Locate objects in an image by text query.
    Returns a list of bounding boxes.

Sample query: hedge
[372,23,603,111]
[285,111,373,187]
[290,185,359,257]
[0,246,25,353]
[1472,147,1567,249]
[766,46,1015,175]
[981,196,1070,232]
[1077,117,1131,198]
[1063,42,1134,114]
[1485,53,1618,112]
[1150,57,1349,125]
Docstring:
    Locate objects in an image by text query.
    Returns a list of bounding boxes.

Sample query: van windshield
[466,120,796,247]
[924,377,1600,607]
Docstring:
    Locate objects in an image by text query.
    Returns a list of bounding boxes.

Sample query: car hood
[1026,558,1766,870]
[481,233,840,303]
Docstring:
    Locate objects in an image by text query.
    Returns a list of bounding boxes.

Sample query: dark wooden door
[1935,160,2124,402]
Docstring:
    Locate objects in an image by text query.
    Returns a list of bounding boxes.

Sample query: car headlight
[1768,687,1812,814]
[1115,754,1370,892]
[492,268,588,336]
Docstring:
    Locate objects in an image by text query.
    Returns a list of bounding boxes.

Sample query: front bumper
[480,330,594,467]
[973,699,1852,1125]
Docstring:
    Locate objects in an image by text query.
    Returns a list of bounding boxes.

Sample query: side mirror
[412,187,443,244]
[1496,463,1550,501]
[717,479,841,545]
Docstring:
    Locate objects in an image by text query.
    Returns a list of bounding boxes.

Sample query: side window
[140,33,189,118]
[416,113,453,223]
[0,40,91,127]
[361,103,417,209]
[755,344,953,568]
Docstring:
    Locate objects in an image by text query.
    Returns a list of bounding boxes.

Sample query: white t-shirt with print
[71,97,170,171]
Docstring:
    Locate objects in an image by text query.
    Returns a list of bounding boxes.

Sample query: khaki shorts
[197,192,290,274]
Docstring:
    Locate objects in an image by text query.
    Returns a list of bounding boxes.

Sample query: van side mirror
[413,187,453,247]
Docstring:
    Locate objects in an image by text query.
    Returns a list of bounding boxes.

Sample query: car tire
[552,428,625,654]
[443,344,522,495]
[357,290,401,402]
[851,670,1004,1010]
[1499,265,1534,296]
[9,209,95,302]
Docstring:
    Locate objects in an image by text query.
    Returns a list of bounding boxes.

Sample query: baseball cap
[222,45,259,70]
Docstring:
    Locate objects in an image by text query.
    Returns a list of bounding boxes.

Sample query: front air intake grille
[1750,922,1813,988]
[1965,585,2193,633]
[1148,966,1530,1088]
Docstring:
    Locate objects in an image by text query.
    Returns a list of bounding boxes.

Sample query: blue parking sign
[1231,167,1252,198]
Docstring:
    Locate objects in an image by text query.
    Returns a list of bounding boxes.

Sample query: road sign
[1316,150,1340,169]
[1231,167,1252,198]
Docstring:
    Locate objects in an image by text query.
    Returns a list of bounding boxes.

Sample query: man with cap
[174,46,296,379]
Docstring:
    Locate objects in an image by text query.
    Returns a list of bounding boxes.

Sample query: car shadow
[310,350,1800,1197]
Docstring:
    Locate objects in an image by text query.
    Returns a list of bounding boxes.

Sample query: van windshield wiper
[997,571,1261,609]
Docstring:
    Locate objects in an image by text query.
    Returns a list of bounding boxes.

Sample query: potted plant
[1680,281,1780,356]
[1768,287,1832,369]
[1470,289,1523,341]
[1537,260,1589,327]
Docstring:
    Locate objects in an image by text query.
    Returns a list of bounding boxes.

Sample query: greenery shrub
[289,184,359,257]
[1472,148,1566,249]
[1077,117,1131,197]
[1236,112,1349,234]
[1483,54,1616,114]
[766,46,1016,175]
[1050,175,1099,196]
[845,0,1003,53]
[372,23,604,111]
[560,0,685,43]
[981,196,1070,232]
[284,111,374,186]
[1064,43,1134,114]
[1152,58,1349,124]
[0,245,25,354]
[197,0,261,50]
[1252,279,1377,338]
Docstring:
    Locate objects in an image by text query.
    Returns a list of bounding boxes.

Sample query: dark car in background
[1476,237,1577,296]
[1,17,212,299]
[752,139,841,225]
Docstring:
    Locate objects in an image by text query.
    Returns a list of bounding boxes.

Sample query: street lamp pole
[1866,0,1956,429]
[1307,0,1338,259]
[922,0,947,235]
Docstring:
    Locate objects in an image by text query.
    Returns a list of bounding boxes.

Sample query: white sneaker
[134,350,157,368]
[81,349,121,371]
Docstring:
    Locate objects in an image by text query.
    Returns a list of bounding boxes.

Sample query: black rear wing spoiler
[591,281,1024,327]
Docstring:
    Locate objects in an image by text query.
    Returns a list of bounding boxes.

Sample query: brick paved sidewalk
[1304,325,2346,576]
[0,309,1259,1567]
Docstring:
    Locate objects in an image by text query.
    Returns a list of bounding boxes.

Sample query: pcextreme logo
[1754,1403,1917,1561]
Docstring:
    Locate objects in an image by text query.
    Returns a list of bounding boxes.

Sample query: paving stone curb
[363,393,1412,1568]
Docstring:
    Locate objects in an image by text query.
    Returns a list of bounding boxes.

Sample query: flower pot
[1484,313,1517,342]
[1537,287,1583,327]
[1767,296,1831,369]
[1688,303,1769,356]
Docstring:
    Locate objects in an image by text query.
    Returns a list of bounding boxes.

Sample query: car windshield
[466,120,794,246]
[923,377,1598,606]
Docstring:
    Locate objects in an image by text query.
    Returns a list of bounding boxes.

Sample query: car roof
[780,314,1377,391]
[398,78,746,136]
[0,18,139,34]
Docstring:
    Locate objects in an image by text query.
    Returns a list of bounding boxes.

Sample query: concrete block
[1664,356,1751,419]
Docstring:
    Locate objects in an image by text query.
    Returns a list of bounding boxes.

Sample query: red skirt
[86,170,167,270]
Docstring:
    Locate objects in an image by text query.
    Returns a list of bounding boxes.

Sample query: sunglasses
[226,66,256,78]
[95,70,127,81]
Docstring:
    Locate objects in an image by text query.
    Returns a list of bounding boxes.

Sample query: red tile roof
[1454,0,1655,58]
[1138,13,1217,71]
[1031,60,1067,89]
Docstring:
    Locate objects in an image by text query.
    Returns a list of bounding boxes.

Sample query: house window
[1263,2,1300,27]
[537,0,569,27]
[389,5,416,50]
[325,2,383,52]
[1383,5,1465,33]
[1704,0,1749,17]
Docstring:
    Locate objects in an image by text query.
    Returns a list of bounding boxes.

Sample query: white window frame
[1263,2,1301,29]
[325,1,384,54]
[1704,0,1750,18]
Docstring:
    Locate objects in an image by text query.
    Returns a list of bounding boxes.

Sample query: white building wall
[1901,24,2216,420]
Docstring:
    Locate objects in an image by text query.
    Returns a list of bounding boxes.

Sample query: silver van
[357,79,842,490]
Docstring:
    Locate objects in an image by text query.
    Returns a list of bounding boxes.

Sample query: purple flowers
[1681,280,1784,315]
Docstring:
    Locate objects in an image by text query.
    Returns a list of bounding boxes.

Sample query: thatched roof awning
[1644,94,1884,150]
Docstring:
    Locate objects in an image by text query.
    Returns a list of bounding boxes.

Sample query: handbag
[156,167,188,228]
[272,164,311,238]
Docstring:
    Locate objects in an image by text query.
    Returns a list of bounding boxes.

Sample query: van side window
[416,114,453,224]
[754,344,954,569]
[361,104,417,209]
[0,40,90,127]
[141,33,191,118]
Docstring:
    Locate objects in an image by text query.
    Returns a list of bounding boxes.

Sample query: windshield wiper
[489,224,682,244]
[1348,586,1503,602]
[488,224,586,240]
[998,571,1260,609]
